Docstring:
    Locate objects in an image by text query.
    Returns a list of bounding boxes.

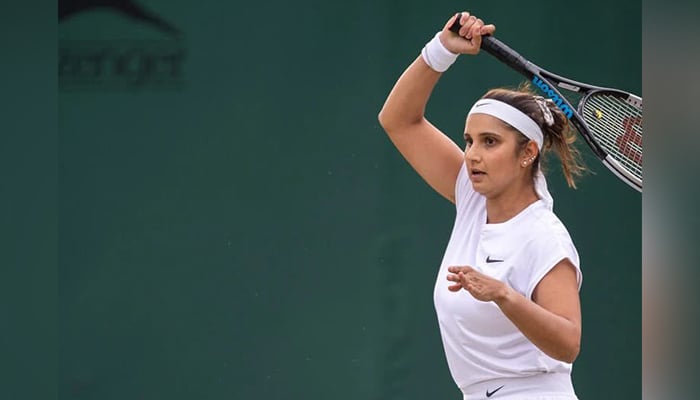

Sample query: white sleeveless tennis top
[433,163,582,397]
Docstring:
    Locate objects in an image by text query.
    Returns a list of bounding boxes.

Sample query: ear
[520,141,539,167]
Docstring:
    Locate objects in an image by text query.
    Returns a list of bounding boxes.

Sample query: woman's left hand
[447,266,509,302]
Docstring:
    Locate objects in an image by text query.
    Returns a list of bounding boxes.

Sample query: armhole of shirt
[525,244,582,301]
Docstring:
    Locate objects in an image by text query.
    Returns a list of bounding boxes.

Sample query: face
[463,114,532,198]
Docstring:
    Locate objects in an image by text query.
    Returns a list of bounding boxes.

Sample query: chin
[472,181,501,199]
[471,183,489,196]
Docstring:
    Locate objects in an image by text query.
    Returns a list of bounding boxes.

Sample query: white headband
[467,98,544,149]
[467,98,554,210]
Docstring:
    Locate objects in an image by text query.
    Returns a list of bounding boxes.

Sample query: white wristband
[421,31,458,72]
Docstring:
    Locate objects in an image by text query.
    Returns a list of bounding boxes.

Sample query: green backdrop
[58,1,640,399]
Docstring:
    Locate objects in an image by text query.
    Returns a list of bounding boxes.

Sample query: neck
[485,182,539,224]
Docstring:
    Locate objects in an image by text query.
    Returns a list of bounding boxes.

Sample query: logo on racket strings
[617,116,642,165]
[532,77,574,119]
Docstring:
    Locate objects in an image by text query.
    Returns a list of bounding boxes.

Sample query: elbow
[377,110,387,128]
[378,109,420,135]
[554,320,581,363]
[552,338,580,364]
[561,342,580,364]
[377,109,399,136]
[377,108,393,131]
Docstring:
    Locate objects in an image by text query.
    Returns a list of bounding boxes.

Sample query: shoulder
[520,203,579,265]
[526,203,574,243]
[518,204,582,296]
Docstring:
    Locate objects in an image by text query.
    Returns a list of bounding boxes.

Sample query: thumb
[480,24,496,35]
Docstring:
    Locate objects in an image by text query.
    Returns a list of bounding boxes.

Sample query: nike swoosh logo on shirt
[486,385,504,397]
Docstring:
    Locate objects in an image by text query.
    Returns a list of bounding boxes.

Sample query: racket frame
[453,26,643,192]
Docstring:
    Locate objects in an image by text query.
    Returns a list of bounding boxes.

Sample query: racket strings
[581,94,642,181]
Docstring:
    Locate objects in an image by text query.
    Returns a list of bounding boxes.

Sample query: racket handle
[448,14,531,77]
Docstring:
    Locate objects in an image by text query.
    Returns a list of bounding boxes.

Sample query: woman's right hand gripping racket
[450,14,642,192]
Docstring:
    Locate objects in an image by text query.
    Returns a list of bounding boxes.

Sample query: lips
[469,168,486,182]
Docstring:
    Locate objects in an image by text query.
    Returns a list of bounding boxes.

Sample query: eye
[485,136,497,146]
[464,136,473,146]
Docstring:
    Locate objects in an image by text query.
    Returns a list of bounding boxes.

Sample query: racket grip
[448,14,531,77]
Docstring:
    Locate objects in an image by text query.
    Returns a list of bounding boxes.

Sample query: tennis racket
[449,16,642,192]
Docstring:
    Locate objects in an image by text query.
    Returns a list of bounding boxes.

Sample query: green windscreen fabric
[59,1,640,398]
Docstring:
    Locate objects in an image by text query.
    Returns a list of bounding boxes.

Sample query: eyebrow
[463,131,503,139]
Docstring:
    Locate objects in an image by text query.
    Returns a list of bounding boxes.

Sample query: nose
[464,143,480,163]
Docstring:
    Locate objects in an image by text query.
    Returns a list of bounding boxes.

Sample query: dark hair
[481,84,586,188]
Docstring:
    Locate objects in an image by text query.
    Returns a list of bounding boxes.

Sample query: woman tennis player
[378,12,584,400]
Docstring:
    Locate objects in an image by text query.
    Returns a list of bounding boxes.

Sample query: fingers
[461,272,476,291]
[446,268,506,302]
[481,23,496,35]
[448,265,474,274]
[467,18,481,40]
[471,32,482,50]
[446,273,464,292]
[450,12,494,39]
[446,266,488,296]
[446,272,478,293]
[440,11,493,55]
[448,283,463,292]
[460,14,477,38]
[443,12,461,31]
[446,270,476,291]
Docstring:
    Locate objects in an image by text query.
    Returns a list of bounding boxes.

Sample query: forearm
[378,56,442,130]
[495,287,581,363]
